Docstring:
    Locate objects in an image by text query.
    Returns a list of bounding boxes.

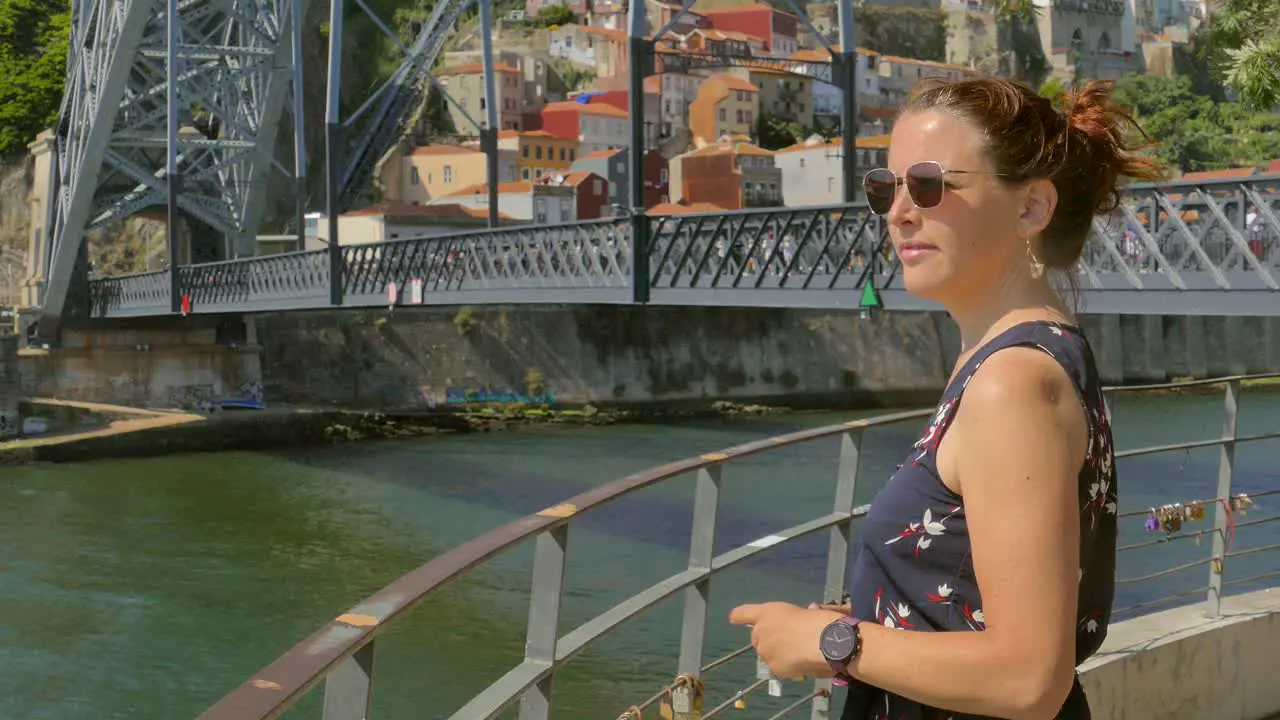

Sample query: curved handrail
[197,373,1280,720]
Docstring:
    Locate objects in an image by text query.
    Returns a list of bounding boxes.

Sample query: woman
[729,77,1163,719]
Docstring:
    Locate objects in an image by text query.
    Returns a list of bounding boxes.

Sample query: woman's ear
[1019,178,1058,237]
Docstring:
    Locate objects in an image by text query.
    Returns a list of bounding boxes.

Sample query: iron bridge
[86,173,1280,318]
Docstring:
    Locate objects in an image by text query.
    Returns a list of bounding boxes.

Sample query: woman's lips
[897,241,937,265]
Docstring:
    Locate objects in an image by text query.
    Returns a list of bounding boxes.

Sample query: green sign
[859,282,882,310]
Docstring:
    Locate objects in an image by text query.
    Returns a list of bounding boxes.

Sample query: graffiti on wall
[444,386,557,405]
[167,384,216,410]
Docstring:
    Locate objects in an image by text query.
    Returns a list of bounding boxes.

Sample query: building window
[443,165,453,183]
[410,167,420,185]
[569,149,576,160]
[719,107,726,121]
[594,179,604,194]
[799,158,805,168]
[523,167,531,179]
[560,147,566,161]
[523,144,530,158]
[536,145,543,160]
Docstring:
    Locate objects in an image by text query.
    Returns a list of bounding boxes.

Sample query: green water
[0,393,1278,719]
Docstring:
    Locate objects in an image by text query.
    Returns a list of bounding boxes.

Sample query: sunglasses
[862,161,997,216]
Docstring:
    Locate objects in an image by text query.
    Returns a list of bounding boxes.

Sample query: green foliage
[754,113,831,151]
[1038,78,1067,109]
[1112,74,1280,172]
[854,7,947,63]
[1199,0,1280,110]
[535,4,577,28]
[0,0,70,155]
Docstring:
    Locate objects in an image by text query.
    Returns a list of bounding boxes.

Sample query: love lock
[1211,557,1224,575]
[659,674,703,720]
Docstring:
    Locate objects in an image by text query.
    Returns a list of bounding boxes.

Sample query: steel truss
[37,0,304,334]
[86,174,1280,318]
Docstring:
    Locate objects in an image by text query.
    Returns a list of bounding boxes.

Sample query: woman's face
[880,110,1029,306]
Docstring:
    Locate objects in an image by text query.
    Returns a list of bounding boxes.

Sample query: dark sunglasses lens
[906,163,944,209]
[863,169,896,215]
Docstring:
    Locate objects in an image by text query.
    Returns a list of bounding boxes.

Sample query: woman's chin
[902,267,949,300]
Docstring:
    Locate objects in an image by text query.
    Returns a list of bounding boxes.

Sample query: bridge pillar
[1081,314,1124,384]
[1121,315,1165,383]
[20,130,57,310]
[1163,315,1208,380]
[15,316,262,411]
[0,328,18,438]
[1265,318,1280,373]
[1204,317,1249,378]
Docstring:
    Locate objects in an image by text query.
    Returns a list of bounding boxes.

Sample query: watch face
[820,620,858,662]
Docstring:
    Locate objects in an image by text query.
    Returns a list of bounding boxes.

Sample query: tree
[1200,0,1280,110]
[0,0,70,155]
[536,4,577,28]
[1112,73,1280,172]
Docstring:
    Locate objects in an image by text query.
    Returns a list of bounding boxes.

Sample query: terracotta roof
[445,181,536,197]
[1268,159,1280,174]
[581,148,624,160]
[1181,167,1258,181]
[788,46,879,62]
[542,100,629,118]
[775,135,892,153]
[877,53,976,74]
[438,62,520,75]
[647,201,727,215]
[497,129,563,139]
[683,141,774,158]
[712,74,759,93]
[696,28,765,44]
[702,2,794,16]
[343,202,510,220]
[579,25,626,41]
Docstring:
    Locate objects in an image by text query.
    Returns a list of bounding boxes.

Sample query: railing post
[1206,378,1239,618]
[518,524,569,720]
[812,428,863,720]
[322,641,376,720]
[677,461,723,677]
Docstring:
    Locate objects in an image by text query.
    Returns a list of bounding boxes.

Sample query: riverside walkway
[196,375,1280,720]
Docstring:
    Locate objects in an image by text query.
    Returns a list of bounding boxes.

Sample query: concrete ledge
[1080,588,1280,720]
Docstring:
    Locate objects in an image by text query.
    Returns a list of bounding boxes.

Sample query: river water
[0,392,1278,719]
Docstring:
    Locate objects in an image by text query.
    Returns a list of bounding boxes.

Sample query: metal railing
[196,374,1280,720]
[84,172,1280,319]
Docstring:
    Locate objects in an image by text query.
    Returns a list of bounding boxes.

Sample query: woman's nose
[886,181,917,226]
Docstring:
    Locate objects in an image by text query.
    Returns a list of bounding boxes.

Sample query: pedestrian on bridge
[730,75,1165,720]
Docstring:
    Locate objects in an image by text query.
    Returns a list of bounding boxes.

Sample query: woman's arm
[731,347,1088,720]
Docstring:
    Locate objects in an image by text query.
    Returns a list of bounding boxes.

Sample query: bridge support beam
[628,3,653,304]
[837,0,858,203]
[325,0,346,306]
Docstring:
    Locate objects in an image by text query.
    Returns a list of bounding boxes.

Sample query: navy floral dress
[843,321,1118,720]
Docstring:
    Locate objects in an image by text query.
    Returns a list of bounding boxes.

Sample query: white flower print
[885,507,958,556]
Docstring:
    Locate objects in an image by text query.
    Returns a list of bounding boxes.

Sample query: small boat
[207,398,266,412]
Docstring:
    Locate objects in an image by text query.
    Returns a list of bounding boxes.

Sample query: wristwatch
[818,615,862,686]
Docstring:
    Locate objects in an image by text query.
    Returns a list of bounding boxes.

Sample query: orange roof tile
[1267,159,1280,174]
[543,101,629,118]
[445,181,537,197]
[438,62,520,75]
[343,202,511,220]
[498,129,564,139]
[581,148,624,160]
[775,135,891,153]
[712,74,759,93]
[1181,167,1258,181]
[699,2,794,17]
[877,53,976,74]
[683,141,774,158]
[788,46,879,62]
[647,201,727,215]
[580,25,626,41]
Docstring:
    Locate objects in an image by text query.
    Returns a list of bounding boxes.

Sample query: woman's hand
[728,602,844,680]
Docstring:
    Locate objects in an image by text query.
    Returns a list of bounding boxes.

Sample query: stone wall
[258,306,957,410]
[17,322,262,410]
[257,308,1280,412]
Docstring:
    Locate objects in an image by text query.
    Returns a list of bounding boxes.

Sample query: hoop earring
[1027,236,1046,280]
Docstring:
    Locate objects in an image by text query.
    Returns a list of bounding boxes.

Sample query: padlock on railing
[756,657,783,697]
[617,705,643,720]
[658,674,704,720]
